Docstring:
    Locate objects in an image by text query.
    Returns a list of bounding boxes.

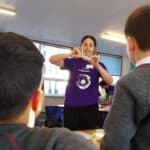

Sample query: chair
[45,106,63,127]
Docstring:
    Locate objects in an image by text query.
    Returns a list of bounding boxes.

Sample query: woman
[49,35,113,130]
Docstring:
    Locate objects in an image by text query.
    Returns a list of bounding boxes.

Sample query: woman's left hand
[90,55,99,67]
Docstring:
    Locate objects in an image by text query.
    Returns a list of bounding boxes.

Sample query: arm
[49,48,80,68]
[91,55,113,85]
[95,63,113,85]
[49,53,72,68]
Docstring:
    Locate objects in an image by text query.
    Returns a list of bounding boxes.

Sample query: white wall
[42,96,64,112]
[122,56,130,76]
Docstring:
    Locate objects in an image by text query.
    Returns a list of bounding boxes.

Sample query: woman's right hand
[71,47,81,58]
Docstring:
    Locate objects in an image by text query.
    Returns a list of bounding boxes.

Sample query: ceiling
[0,0,149,56]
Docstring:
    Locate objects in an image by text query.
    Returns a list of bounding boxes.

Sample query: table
[50,104,111,112]
[74,129,105,148]
[99,105,111,112]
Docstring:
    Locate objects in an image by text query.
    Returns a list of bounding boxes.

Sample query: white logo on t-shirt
[86,64,93,69]
[76,74,91,90]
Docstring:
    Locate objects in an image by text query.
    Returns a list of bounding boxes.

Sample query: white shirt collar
[136,56,150,67]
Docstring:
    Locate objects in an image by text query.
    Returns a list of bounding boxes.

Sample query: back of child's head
[99,80,107,87]
[125,5,150,50]
[0,32,44,121]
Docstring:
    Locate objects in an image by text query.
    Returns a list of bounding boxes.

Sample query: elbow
[49,56,55,64]
[49,56,63,67]
[107,76,113,85]
[109,76,113,85]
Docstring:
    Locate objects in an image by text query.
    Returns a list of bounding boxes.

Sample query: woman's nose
[85,45,89,49]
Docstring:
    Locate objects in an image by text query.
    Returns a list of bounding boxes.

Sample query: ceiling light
[101,31,127,44]
[0,7,16,16]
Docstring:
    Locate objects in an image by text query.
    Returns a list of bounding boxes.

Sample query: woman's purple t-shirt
[62,58,107,107]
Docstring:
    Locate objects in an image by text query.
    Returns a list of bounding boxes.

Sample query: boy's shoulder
[0,125,97,150]
[31,127,98,150]
[119,66,150,84]
[115,67,150,97]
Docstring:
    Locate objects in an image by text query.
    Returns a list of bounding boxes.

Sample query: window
[100,54,122,85]
[34,41,71,96]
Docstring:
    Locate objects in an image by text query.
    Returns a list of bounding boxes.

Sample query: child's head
[0,32,44,121]
[124,5,150,64]
[99,80,109,88]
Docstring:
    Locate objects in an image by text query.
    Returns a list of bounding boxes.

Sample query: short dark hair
[124,5,150,50]
[0,32,44,120]
[99,80,108,86]
[80,35,97,48]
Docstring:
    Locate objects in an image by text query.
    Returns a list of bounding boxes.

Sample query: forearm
[49,53,72,67]
[95,63,113,85]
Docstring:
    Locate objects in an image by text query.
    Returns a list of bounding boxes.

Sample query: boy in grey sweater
[100,5,150,150]
[0,32,97,150]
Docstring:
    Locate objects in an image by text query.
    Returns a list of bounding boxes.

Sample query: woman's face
[81,38,96,57]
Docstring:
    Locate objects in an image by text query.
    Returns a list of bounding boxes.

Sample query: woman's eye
[90,44,94,47]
